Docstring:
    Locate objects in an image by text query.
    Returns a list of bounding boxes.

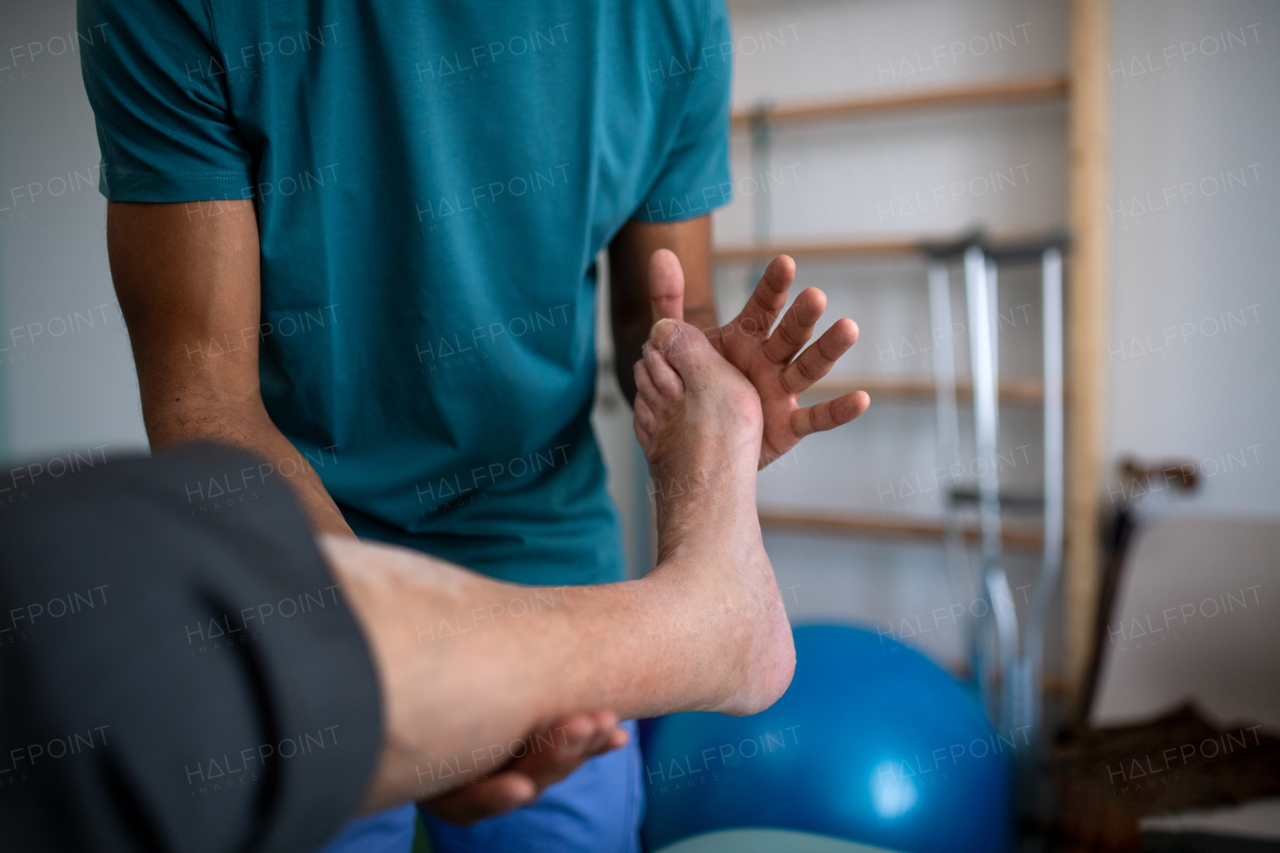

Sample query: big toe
[651,319,714,377]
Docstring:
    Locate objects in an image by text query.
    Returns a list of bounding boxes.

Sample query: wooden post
[1066,0,1112,717]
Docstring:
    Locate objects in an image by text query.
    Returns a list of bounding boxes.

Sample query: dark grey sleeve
[0,442,383,853]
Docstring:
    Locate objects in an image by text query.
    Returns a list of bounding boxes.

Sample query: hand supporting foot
[647,248,871,467]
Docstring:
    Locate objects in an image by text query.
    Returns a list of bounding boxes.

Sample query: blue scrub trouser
[426,720,644,853]
[316,804,418,853]
[317,720,643,853]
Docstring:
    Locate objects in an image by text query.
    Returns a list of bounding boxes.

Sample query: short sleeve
[78,0,254,201]
[636,0,735,222]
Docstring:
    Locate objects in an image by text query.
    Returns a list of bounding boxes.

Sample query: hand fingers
[762,287,825,366]
[579,725,627,760]
[581,711,625,758]
[425,772,537,825]
[425,713,628,826]
[642,338,683,398]
[725,254,795,341]
[781,318,859,394]
[517,713,624,787]
[790,390,871,439]
[603,724,630,751]
[648,248,685,323]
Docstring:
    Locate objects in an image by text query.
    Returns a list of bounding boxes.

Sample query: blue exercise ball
[641,624,1013,853]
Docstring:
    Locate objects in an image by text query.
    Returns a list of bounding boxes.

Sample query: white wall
[0,1,144,463]
[1105,0,1279,516]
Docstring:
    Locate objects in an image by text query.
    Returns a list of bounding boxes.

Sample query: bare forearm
[107,200,355,537]
[146,399,354,536]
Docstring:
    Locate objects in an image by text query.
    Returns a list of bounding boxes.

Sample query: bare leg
[331,322,793,812]
[634,318,795,713]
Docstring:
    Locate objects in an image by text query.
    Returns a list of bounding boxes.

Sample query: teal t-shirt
[80,0,733,585]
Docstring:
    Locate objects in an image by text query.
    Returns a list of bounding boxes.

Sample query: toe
[634,395,657,436]
[642,339,684,398]
[634,360,662,405]
[651,318,713,380]
[633,418,652,453]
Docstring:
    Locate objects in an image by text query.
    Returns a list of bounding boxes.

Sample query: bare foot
[633,319,795,716]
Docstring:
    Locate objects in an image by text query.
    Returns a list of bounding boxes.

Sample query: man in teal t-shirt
[79,1,867,850]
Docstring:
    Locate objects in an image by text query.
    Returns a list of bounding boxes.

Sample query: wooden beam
[715,236,921,263]
[1065,0,1112,718]
[805,376,1046,405]
[731,75,1070,129]
[758,508,1045,550]
[713,228,1063,264]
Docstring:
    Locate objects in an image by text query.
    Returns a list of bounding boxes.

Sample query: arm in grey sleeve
[0,442,382,853]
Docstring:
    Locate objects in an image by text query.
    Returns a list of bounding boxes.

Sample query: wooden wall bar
[729,76,1069,129]
[1065,0,1113,717]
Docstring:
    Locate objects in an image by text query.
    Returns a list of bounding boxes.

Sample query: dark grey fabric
[0,442,383,853]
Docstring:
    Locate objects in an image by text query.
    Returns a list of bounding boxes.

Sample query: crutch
[925,239,981,685]
[982,233,1068,818]
[1024,248,1063,793]
[963,245,1020,731]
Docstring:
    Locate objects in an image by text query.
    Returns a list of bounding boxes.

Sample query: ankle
[651,458,757,535]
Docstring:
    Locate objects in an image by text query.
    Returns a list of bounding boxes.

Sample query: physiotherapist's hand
[422,710,628,825]
[647,249,870,468]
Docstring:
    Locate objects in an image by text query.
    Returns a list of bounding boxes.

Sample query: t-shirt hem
[99,167,253,203]
[634,184,734,223]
